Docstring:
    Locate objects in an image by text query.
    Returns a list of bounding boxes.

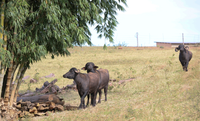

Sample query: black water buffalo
[175,44,192,71]
[63,67,101,109]
[82,62,109,105]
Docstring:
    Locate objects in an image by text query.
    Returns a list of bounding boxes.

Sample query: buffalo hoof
[183,67,187,71]
[78,105,85,109]
[183,68,188,72]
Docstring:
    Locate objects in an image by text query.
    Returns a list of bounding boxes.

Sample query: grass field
[19,46,200,121]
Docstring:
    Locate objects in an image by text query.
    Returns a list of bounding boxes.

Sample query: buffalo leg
[86,94,90,107]
[91,93,94,105]
[78,90,82,108]
[180,61,186,71]
[94,91,98,106]
[91,92,97,106]
[79,91,87,109]
[78,94,83,109]
[180,61,185,66]
[104,85,108,101]
[185,62,189,71]
[98,90,102,103]
[91,93,94,106]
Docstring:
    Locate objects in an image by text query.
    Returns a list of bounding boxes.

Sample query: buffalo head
[175,44,189,52]
[81,62,98,73]
[63,68,80,79]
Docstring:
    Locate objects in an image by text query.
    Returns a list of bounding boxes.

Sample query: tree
[0,0,127,106]
[0,0,5,97]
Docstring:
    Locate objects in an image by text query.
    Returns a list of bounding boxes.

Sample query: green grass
[19,46,200,121]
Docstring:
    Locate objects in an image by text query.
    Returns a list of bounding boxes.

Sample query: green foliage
[0,0,127,99]
[103,44,107,50]
[160,46,164,49]
[95,0,127,42]
[112,41,127,48]
[33,72,40,82]
[0,0,127,67]
[0,47,12,67]
[117,41,127,47]
[108,85,114,91]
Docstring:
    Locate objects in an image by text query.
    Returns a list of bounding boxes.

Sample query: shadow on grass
[58,90,79,103]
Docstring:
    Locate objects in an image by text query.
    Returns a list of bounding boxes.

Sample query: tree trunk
[0,73,4,97]
[17,94,64,105]
[1,68,8,98]
[2,22,14,106]
[14,62,29,102]
[8,62,18,97]
[0,0,5,98]
[9,62,19,90]
[9,64,23,106]
[0,0,5,40]
[4,60,13,106]
[9,19,18,91]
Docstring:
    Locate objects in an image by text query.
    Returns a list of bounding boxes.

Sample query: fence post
[182,33,184,45]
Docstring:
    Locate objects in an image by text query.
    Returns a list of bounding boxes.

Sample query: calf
[175,44,192,71]
[82,62,109,104]
[63,67,101,109]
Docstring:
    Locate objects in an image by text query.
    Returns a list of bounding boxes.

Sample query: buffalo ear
[81,67,86,70]
[75,69,80,73]
[185,46,189,50]
[175,47,179,52]
[94,66,98,69]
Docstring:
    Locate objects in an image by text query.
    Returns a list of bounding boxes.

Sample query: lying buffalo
[175,44,192,71]
[63,67,101,109]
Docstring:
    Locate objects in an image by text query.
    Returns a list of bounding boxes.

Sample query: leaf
[1,0,127,86]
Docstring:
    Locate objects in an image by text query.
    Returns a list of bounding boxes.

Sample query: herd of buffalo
[63,44,193,109]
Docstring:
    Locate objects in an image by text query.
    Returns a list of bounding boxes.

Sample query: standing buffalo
[82,62,109,105]
[175,44,192,71]
[63,67,101,109]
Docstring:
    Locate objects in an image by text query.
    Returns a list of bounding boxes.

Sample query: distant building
[155,42,200,47]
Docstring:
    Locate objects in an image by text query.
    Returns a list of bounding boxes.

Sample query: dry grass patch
[18,46,200,121]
